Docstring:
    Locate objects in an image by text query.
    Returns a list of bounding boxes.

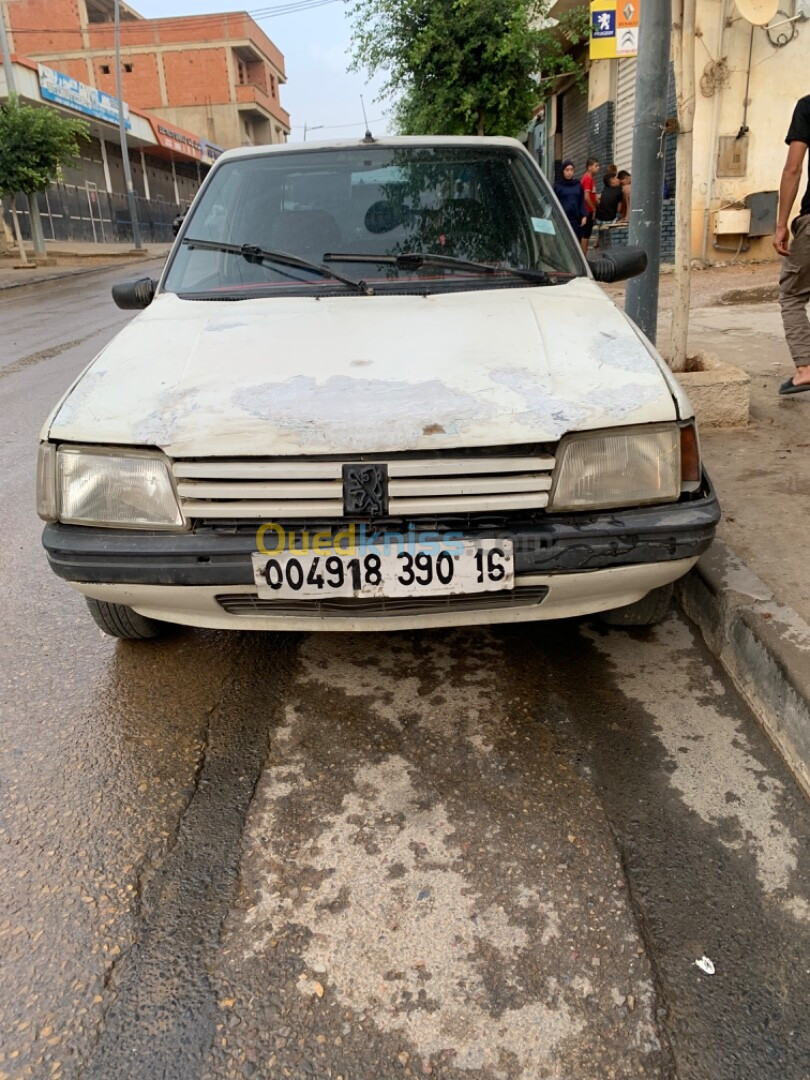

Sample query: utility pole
[625,0,672,344]
[0,2,15,256]
[669,0,697,371]
[0,2,46,258]
[0,4,13,93]
[115,0,142,250]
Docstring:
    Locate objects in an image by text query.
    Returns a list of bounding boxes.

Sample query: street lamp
[114,0,142,250]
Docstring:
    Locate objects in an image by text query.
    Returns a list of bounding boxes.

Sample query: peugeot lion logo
[342,464,389,516]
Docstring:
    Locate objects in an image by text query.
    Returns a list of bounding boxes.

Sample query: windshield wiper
[323,251,556,284]
[182,237,373,294]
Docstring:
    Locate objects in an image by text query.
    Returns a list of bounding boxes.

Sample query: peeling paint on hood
[49,279,678,457]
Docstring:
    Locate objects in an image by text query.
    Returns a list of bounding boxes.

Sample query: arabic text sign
[38,64,131,129]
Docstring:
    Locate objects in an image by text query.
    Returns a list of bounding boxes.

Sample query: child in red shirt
[580,157,601,254]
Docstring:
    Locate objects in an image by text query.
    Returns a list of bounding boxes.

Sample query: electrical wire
[765,10,800,47]
[8,0,340,35]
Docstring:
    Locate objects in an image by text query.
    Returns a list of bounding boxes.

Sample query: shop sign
[590,0,640,59]
[38,64,131,129]
[201,140,225,163]
[154,122,204,159]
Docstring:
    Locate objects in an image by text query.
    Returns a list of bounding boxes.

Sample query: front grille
[173,450,556,521]
[215,585,549,619]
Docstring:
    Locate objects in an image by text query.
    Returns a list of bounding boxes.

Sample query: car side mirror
[588,246,648,283]
[112,277,156,310]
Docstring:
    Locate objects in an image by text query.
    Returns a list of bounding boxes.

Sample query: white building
[542,0,810,263]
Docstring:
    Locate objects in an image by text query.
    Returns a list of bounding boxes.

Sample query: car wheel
[598,583,674,627]
[85,597,169,640]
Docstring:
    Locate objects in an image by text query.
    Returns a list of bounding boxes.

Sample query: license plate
[251,540,514,600]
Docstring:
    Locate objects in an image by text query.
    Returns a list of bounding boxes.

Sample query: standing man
[774,94,810,395]
[580,157,600,255]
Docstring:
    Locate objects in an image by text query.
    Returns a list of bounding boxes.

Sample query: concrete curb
[677,539,810,799]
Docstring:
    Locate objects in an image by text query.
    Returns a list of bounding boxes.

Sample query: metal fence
[2,182,187,246]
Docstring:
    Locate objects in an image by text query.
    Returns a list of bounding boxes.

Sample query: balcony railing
[235,83,290,126]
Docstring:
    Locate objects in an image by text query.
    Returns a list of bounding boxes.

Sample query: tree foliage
[533,8,592,96]
[0,95,89,197]
[347,0,591,137]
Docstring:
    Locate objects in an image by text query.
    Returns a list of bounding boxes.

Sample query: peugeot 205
[37,136,720,638]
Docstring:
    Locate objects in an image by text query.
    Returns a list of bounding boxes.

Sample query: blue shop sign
[591,8,616,36]
[38,64,131,130]
[201,139,225,163]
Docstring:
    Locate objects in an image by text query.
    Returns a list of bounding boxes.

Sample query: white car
[37,136,719,638]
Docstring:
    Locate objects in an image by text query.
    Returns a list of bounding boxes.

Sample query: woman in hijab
[553,160,587,239]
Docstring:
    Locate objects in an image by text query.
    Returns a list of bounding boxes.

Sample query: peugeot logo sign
[342,463,389,517]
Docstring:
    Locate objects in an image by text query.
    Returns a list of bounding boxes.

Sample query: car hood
[49,280,680,457]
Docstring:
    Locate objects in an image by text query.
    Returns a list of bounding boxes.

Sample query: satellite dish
[735,0,779,25]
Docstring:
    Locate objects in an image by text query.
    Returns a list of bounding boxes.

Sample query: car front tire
[598,582,674,627]
[85,597,170,640]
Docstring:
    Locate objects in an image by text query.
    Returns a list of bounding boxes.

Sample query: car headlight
[39,445,185,529]
[549,424,683,511]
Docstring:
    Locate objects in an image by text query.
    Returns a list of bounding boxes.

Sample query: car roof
[213,135,529,167]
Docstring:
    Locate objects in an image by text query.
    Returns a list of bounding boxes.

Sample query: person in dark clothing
[553,160,587,239]
[596,173,623,222]
[774,94,810,395]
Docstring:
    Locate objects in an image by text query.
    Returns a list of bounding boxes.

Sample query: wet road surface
[1,269,809,1079]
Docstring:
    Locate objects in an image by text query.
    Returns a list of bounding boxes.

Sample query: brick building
[1,56,213,245]
[3,0,291,150]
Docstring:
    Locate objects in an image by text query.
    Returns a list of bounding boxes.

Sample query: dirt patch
[718,284,780,305]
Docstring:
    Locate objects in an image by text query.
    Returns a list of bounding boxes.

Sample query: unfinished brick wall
[162,49,232,107]
[7,0,84,55]
[93,53,164,109]
[43,55,91,83]
[7,0,290,142]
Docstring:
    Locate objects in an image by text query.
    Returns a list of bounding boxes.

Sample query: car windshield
[162,144,585,298]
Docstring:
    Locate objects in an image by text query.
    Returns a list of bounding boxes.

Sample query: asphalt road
[1,267,809,1080]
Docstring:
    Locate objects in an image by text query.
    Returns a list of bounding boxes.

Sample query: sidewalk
[0,240,173,290]
[608,262,810,797]
[607,261,808,625]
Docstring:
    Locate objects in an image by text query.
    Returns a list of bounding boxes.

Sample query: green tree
[347,0,590,137]
[0,96,88,264]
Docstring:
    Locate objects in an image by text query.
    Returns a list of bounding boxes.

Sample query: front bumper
[42,476,720,630]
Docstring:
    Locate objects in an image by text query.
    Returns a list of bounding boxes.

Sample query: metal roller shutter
[561,85,588,173]
[614,58,637,172]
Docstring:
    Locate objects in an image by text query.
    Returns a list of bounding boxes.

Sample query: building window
[123,63,133,73]
[100,64,110,74]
